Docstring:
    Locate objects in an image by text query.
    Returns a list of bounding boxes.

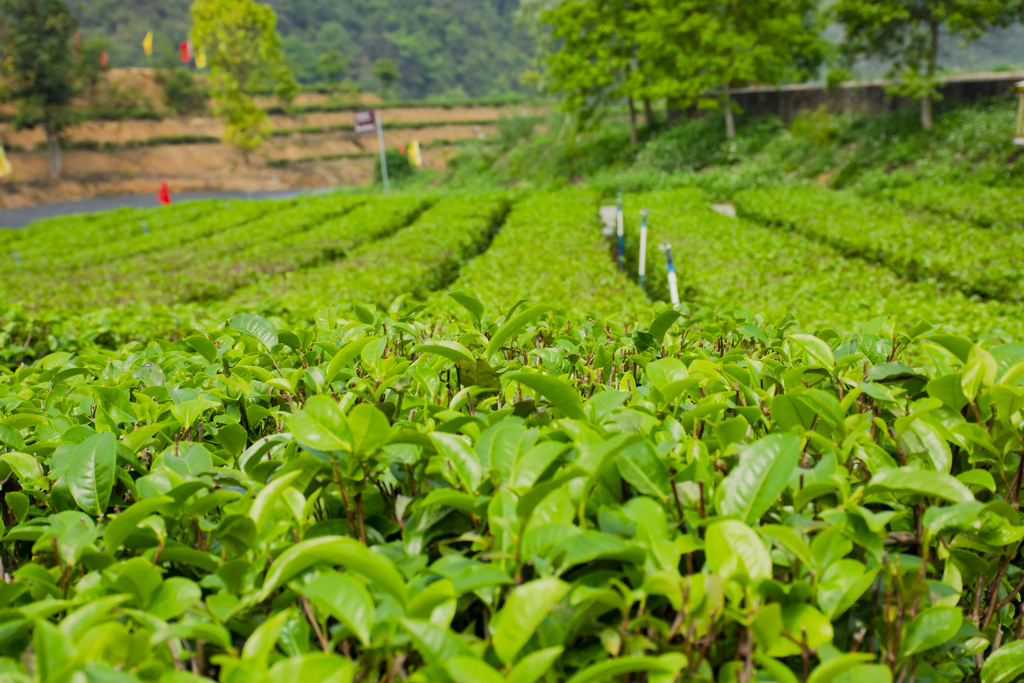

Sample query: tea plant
[735,186,1024,303]
[622,190,1024,341]
[0,301,1022,682]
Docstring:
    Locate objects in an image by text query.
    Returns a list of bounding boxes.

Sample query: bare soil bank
[0,144,458,209]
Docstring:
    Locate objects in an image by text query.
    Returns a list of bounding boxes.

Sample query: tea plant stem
[332,461,359,541]
[982,553,1011,629]
[355,492,368,545]
[991,573,1024,615]
[300,595,330,653]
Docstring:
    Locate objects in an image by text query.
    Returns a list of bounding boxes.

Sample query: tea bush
[2,187,1024,682]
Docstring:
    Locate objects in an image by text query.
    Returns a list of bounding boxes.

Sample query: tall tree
[833,0,1024,130]
[372,58,402,100]
[541,0,652,145]
[0,0,79,177]
[315,48,348,91]
[190,0,294,155]
[640,0,825,138]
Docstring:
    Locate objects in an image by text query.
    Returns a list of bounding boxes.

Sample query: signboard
[354,110,377,134]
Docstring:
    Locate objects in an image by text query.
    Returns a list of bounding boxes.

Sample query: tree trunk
[45,122,61,178]
[627,95,638,146]
[643,98,655,130]
[922,19,939,130]
[722,88,736,139]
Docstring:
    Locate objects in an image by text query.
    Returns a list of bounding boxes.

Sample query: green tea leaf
[68,432,117,516]
[506,371,586,421]
[720,434,801,524]
[486,305,553,361]
[493,578,569,664]
[300,573,374,646]
[230,313,279,352]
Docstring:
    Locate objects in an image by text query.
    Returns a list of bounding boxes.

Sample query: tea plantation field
[1,186,1023,683]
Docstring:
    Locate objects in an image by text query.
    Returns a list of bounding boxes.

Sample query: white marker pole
[616,191,624,271]
[661,242,679,304]
[376,111,389,193]
[638,209,649,288]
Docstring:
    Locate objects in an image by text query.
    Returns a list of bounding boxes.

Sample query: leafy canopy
[190,0,295,151]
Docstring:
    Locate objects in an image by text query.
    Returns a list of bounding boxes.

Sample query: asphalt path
[0,188,331,228]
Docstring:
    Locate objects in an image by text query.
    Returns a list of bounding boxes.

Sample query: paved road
[0,188,331,228]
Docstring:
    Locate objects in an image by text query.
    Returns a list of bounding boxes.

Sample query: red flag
[398,143,406,154]
[157,180,172,206]
[100,51,109,67]
[179,40,193,64]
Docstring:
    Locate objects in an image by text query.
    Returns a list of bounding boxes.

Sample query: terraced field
[1,185,1023,683]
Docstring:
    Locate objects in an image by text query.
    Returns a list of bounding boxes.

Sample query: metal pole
[616,191,624,271]
[661,242,679,304]
[638,209,649,288]
[376,112,389,192]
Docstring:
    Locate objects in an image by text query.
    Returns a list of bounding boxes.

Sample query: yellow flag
[195,47,207,69]
[143,31,153,56]
[408,139,422,168]
[0,144,12,179]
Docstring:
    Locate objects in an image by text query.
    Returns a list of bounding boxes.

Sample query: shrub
[375,148,415,183]
[496,115,537,150]
[161,69,208,116]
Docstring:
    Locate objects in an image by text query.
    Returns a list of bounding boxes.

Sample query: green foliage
[314,48,348,91]
[622,189,1024,340]
[496,115,538,151]
[159,68,207,116]
[832,0,1024,128]
[540,0,825,138]
[1,259,1024,679]
[736,185,1024,302]
[0,0,80,176]
[372,58,401,100]
[789,105,840,147]
[374,148,416,185]
[879,182,1024,229]
[190,0,294,152]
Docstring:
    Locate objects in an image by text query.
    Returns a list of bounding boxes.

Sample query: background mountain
[71,0,1021,101]
[72,0,533,99]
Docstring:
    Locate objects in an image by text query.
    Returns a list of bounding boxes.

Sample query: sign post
[616,191,624,271]
[355,110,389,192]
[638,209,649,288]
[661,242,679,304]
[1014,80,1024,147]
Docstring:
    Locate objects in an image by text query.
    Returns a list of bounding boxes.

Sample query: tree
[372,58,401,100]
[640,0,825,138]
[0,0,79,177]
[833,0,1024,130]
[315,48,348,91]
[72,36,111,104]
[540,0,654,146]
[190,0,295,155]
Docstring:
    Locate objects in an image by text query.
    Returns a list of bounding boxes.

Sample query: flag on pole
[143,32,153,56]
[0,144,12,179]
[157,180,172,206]
[100,51,109,67]
[195,47,207,69]
[179,39,193,64]
[408,140,422,167]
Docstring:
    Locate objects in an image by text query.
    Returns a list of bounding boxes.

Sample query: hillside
[72,0,532,99]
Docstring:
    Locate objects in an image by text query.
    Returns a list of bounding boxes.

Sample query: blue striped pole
[141,220,149,235]
[616,191,624,271]
[638,209,649,288]
[661,242,679,304]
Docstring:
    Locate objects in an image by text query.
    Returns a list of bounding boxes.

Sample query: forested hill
[72,0,533,99]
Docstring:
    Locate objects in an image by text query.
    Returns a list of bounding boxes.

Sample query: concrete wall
[668,72,1024,124]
